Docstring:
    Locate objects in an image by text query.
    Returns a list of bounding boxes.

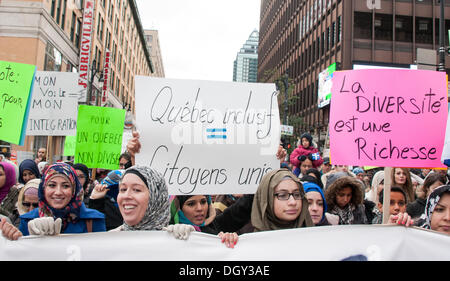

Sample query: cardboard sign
[26,71,82,136]
[330,69,447,168]
[74,105,125,169]
[135,77,280,195]
[0,60,36,145]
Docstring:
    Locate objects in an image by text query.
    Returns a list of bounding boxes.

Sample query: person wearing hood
[0,162,20,226]
[407,172,446,220]
[14,178,41,226]
[290,133,323,176]
[325,175,368,225]
[0,163,106,240]
[88,169,124,230]
[305,168,324,189]
[251,168,314,231]
[170,194,240,248]
[303,181,339,226]
[71,163,92,204]
[18,159,41,185]
[112,166,170,232]
[414,185,450,235]
[110,165,233,244]
[365,170,384,203]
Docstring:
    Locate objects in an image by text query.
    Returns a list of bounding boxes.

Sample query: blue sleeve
[92,218,106,232]
[19,218,30,236]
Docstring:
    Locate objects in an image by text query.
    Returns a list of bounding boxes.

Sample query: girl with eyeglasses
[251,168,314,231]
[16,179,40,219]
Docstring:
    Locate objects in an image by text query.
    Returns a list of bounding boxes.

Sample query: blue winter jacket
[19,203,106,236]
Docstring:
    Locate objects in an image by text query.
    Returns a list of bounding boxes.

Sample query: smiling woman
[0,163,106,240]
[114,166,170,231]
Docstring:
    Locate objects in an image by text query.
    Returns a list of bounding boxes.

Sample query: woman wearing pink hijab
[0,161,19,224]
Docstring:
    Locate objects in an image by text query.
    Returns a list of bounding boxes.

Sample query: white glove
[163,224,195,240]
[28,217,62,236]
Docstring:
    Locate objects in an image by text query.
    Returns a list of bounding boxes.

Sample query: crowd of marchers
[1,132,449,248]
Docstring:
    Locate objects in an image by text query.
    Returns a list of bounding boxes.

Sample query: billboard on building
[317,62,337,108]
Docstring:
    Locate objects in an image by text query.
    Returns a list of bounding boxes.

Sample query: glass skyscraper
[233,29,259,82]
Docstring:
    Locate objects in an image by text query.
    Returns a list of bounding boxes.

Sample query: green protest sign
[63,135,76,156]
[75,105,126,169]
[0,60,36,145]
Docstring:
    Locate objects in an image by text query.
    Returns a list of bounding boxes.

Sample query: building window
[375,13,393,41]
[395,15,413,42]
[56,0,62,25]
[75,18,81,48]
[61,0,67,30]
[337,15,341,43]
[51,0,56,17]
[70,12,76,42]
[44,42,62,71]
[416,17,432,44]
[354,12,372,40]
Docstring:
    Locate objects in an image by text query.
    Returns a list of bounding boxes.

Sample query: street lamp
[87,59,97,105]
[439,0,446,72]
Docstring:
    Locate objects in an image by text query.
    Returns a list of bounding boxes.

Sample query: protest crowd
[0,65,449,262]
[1,130,449,249]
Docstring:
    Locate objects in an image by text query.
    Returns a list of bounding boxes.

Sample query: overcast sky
[135,0,261,82]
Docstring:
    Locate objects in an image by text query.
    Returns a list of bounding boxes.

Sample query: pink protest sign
[329,69,447,168]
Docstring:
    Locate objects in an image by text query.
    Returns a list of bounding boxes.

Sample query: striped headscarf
[120,166,170,231]
[38,163,83,231]
[418,185,450,230]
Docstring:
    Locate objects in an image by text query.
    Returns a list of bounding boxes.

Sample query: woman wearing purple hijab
[0,161,20,224]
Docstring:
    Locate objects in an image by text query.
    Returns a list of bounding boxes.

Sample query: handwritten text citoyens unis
[149,145,273,194]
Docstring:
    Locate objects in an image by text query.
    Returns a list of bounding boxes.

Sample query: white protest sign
[1,225,449,261]
[135,77,280,195]
[26,71,83,136]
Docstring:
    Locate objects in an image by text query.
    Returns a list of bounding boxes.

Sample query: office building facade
[258,0,450,149]
[0,0,153,161]
[233,29,259,82]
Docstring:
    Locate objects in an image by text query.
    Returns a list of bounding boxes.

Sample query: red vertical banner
[78,0,96,103]
[101,50,111,106]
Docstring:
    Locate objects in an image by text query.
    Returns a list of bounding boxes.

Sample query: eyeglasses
[274,192,303,201]
[22,202,39,208]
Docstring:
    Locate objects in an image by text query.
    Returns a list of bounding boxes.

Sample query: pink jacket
[290,146,323,169]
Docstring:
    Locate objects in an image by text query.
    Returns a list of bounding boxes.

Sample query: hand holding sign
[0,60,36,145]
[75,105,126,170]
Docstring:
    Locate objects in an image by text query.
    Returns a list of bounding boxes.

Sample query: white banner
[134,77,280,195]
[26,71,82,136]
[0,225,448,261]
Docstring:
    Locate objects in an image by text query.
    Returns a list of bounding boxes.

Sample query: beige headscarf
[17,178,41,215]
[251,168,313,232]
